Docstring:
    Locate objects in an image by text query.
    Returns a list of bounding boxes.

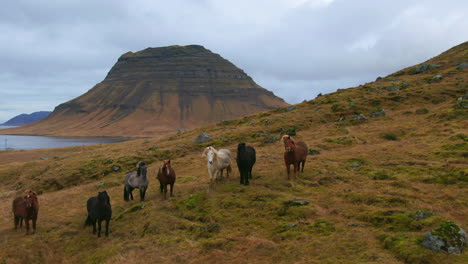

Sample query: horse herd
[11,135,308,237]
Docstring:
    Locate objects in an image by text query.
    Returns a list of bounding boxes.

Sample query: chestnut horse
[12,190,39,234]
[157,160,176,199]
[281,135,308,179]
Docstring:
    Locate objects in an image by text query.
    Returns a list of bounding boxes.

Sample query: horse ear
[167,160,171,164]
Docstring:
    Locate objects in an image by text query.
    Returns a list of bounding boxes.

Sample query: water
[0,127,129,150]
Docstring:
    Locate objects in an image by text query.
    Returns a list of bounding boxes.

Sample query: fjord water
[0,127,128,150]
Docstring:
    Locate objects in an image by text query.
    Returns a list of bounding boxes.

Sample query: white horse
[202,146,232,183]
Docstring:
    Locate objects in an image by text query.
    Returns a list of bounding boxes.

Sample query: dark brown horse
[157,160,176,199]
[12,190,39,234]
[281,135,308,179]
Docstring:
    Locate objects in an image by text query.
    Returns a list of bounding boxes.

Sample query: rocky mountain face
[1,111,51,126]
[3,45,287,137]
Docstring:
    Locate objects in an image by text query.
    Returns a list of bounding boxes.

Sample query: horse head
[97,191,110,204]
[23,190,37,208]
[202,146,216,165]
[136,161,148,177]
[237,142,246,152]
[281,135,296,153]
[162,160,172,176]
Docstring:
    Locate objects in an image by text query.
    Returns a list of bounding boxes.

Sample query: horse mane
[281,135,296,143]
[202,146,218,157]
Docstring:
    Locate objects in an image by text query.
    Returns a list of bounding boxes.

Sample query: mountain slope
[1,45,287,137]
[0,42,466,263]
[1,111,51,126]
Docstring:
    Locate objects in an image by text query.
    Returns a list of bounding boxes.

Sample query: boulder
[422,221,466,254]
[457,62,468,70]
[370,109,386,117]
[194,132,211,143]
[409,63,441,74]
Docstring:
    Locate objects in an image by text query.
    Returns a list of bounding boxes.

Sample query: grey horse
[124,161,149,201]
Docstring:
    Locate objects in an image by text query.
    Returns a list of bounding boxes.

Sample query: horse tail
[123,185,129,201]
[84,215,92,227]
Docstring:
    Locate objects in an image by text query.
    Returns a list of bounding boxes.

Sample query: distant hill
[1,111,51,126]
[1,45,288,137]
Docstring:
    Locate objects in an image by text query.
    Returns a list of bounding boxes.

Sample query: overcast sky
[0,0,467,122]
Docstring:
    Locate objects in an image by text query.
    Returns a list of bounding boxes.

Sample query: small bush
[381,133,398,141]
[415,108,429,114]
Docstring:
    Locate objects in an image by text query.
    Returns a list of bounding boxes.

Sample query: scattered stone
[177,128,188,134]
[111,165,121,172]
[284,199,310,206]
[389,77,402,81]
[370,108,386,117]
[316,93,323,98]
[457,62,468,70]
[457,94,468,101]
[40,157,48,160]
[284,224,297,228]
[103,159,113,164]
[352,114,367,121]
[384,86,401,91]
[308,149,320,155]
[431,74,443,82]
[286,106,296,112]
[376,76,383,81]
[422,221,466,254]
[194,132,211,143]
[409,63,441,74]
[412,209,435,220]
[101,170,109,176]
[142,140,150,144]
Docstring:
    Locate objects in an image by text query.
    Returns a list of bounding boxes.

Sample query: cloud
[0,0,467,122]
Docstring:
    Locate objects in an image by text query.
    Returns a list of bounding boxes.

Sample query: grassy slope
[0,42,466,264]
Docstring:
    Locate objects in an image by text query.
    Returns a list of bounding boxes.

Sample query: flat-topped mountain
[1,111,51,126]
[2,45,287,137]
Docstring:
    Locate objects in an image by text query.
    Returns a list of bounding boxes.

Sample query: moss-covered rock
[421,221,466,254]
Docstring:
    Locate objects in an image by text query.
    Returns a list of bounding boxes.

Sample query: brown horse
[157,160,176,199]
[12,190,39,234]
[281,135,308,179]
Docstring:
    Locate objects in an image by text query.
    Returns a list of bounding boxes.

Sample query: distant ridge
[1,45,288,137]
[1,111,51,126]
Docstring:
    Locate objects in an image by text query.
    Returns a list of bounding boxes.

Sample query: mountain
[1,111,51,126]
[1,45,287,137]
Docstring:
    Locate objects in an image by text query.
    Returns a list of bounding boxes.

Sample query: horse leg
[92,219,97,234]
[301,160,306,172]
[245,169,250,186]
[163,185,167,200]
[240,169,244,185]
[14,216,19,230]
[105,219,110,237]
[97,219,102,237]
[25,218,30,235]
[170,183,174,197]
[140,187,145,201]
[129,188,134,200]
[293,163,298,179]
[160,183,163,193]
[286,163,291,180]
[32,217,37,234]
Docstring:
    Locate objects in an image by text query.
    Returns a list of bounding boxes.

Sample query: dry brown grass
[0,42,467,263]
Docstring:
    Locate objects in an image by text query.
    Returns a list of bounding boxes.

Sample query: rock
[286,106,296,112]
[316,93,323,98]
[409,63,441,74]
[389,77,402,81]
[431,74,443,82]
[412,209,435,220]
[308,149,320,155]
[40,157,48,160]
[457,94,468,101]
[457,62,468,70]
[284,224,297,228]
[111,165,121,172]
[375,76,383,81]
[194,132,211,143]
[101,170,109,176]
[384,86,400,91]
[422,221,466,254]
[284,199,310,206]
[370,108,386,117]
[352,114,367,121]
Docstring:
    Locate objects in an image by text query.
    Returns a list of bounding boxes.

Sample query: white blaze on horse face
[166,164,170,176]
[207,150,215,165]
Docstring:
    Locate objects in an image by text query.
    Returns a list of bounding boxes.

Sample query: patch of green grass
[325,136,354,145]
[381,133,399,141]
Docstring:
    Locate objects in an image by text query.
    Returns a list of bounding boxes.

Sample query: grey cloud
[0,0,467,122]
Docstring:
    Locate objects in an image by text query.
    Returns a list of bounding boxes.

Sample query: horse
[281,135,308,179]
[12,190,39,235]
[202,146,232,183]
[157,160,176,199]
[85,191,112,237]
[124,161,149,201]
[236,143,256,185]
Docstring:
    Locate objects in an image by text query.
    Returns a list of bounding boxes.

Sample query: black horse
[236,143,256,185]
[85,191,112,237]
[124,161,149,201]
